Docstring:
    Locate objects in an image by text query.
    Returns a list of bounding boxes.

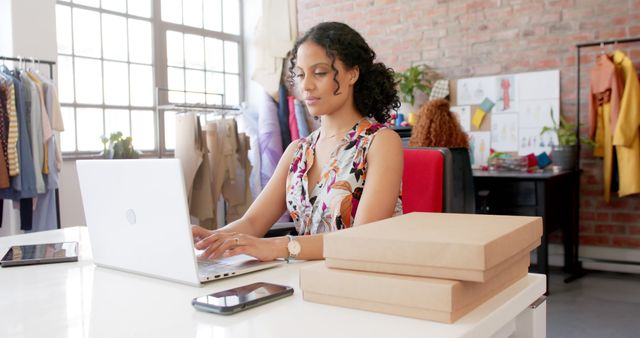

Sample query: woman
[192,22,403,261]
[408,99,469,148]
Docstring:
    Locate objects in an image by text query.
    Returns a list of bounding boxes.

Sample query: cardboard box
[324,212,542,282]
[301,254,529,323]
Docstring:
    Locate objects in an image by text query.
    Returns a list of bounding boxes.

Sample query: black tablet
[0,242,79,267]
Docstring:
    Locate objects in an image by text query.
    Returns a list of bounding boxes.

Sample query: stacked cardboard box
[300,212,543,323]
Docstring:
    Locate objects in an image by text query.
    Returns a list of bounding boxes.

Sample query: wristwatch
[286,235,301,262]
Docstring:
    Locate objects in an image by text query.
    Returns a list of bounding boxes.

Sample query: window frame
[56,0,244,158]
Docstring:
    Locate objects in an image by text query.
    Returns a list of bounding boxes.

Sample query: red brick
[612,237,640,248]
[630,26,640,36]
[595,224,626,234]
[580,224,594,234]
[580,212,595,221]
[629,226,640,236]
[580,235,610,246]
[612,213,640,223]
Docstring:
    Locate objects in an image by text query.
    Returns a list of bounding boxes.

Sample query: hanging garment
[175,112,214,226]
[258,90,283,188]
[205,120,227,229]
[20,73,46,194]
[612,50,640,198]
[223,133,254,223]
[277,83,292,149]
[294,99,310,138]
[589,54,623,157]
[287,96,300,141]
[3,79,19,176]
[0,82,11,188]
[588,54,624,203]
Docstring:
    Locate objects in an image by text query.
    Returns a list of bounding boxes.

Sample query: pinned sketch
[518,100,560,129]
[518,128,558,155]
[469,131,491,167]
[491,113,518,151]
[450,105,471,132]
[456,76,498,105]
[517,70,560,100]
[496,75,516,112]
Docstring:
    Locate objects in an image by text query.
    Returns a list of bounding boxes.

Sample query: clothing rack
[0,56,55,80]
[0,55,61,229]
[572,37,640,282]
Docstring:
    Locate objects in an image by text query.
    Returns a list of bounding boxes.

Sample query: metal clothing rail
[0,56,55,79]
[0,55,61,229]
[572,37,640,283]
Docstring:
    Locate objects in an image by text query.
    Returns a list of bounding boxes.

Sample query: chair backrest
[448,147,476,213]
[402,147,452,213]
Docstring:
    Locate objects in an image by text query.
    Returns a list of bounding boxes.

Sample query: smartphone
[192,282,294,315]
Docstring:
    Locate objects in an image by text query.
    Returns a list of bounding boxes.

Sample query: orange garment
[589,54,623,156]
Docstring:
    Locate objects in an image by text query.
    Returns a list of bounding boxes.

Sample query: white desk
[0,227,546,338]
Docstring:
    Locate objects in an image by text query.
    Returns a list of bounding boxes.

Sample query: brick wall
[297,0,640,249]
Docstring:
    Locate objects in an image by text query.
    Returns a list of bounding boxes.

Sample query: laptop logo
[125,209,137,225]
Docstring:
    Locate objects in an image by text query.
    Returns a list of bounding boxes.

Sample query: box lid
[324,212,542,271]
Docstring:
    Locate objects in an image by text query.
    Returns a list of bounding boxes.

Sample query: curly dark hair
[289,22,400,124]
[409,99,469,149]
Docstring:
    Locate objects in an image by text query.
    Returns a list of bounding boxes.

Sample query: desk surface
[473,169,576,179]
[0,227,546,338]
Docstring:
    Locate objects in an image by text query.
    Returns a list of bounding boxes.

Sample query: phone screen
[193,282,293,314]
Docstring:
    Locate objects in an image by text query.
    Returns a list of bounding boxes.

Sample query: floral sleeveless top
[286,118,403,235]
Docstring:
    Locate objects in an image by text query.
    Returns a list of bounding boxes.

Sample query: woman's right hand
[191,224,215,244]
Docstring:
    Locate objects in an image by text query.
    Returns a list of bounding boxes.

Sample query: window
[55,0,242,155]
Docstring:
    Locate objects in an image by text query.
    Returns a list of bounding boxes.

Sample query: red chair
[402,147,453,213]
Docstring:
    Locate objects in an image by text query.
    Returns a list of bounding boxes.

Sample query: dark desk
[473,170,583,291]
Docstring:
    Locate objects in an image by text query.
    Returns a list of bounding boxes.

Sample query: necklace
[318,117,367,142]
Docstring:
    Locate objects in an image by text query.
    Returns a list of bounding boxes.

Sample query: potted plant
[394,64,433,117]
[540,109,594,171]
[100,132,140,159]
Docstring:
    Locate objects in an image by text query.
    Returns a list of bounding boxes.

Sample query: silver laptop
[76,159,281,286]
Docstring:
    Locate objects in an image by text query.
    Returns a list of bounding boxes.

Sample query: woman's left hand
[195,231,286,262]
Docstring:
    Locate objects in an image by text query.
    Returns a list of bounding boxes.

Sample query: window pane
[184,34,205,69]
[102,13,128,61]
[128,0,151,18]
[161,0,182,24]
[56,5,72,54]
[166,31,184,67]
[105,109,131,137]
[76,108,103,151]
[60,107,76,152]
[168,67,185,103]
[185,69,205,103]
[204,0,222,31]
[103,61,129,105]
[223,40,238,73]
[129,64,153,106]
[206,72,223,104]
[184,0,203,28]
[222,0,240,35]
[101,0,126,13]
[131,110,155,150]
[74,0,99,7]
[73,8,101,57]
[74,57,103,104]
[128,19,152,64]
[205,37,223,71]
[58,56,75,103]
[224,73,239,105]
[164,111,176,150]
